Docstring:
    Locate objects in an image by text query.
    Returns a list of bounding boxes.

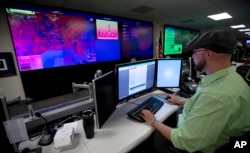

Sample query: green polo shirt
[171,66,250,153]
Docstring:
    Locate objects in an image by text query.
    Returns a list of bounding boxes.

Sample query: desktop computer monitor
[156,58,182,88]
[115,59,156,102]
[92,71,116,129]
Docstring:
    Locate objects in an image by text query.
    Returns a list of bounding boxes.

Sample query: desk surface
[19,90,180,153]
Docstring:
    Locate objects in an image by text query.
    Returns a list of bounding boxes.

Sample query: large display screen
[6,5,121,71]
[96,19,119,40]
[121,20,153,60]
[163,25,200,56]
[4,3,154,102]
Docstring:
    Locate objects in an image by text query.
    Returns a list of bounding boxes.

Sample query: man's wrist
[151,118,157,125]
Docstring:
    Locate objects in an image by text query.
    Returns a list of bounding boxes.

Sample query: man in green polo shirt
[140,29,250,153]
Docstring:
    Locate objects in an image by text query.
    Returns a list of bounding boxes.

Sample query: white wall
[0,3,164,102]
[0,4,25,101]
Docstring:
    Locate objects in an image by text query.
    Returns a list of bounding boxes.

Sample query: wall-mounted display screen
[4,3,154,102]
[163,25,200,56]
[96,19,119,40]
[121,21,153,59]
[6,5,121,72]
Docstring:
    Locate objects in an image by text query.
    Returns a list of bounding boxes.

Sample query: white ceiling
[7,0,250,40]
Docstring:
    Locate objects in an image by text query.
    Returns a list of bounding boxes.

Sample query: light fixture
[207,12,232,21]
[230,24,246,29]
[239,29,250,32]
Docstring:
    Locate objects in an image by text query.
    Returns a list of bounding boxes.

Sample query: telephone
[179,81,198,98]
[21,147,42,153]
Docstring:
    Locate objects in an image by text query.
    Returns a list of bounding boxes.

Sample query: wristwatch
[151,118,157,125]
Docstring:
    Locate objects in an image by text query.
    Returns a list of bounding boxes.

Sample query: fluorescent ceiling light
[230,24,246,29]
[245,32,250,34]
[239,29,250,32]
[207,12,232,20]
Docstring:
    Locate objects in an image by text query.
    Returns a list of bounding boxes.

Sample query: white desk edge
[19,89,180,153]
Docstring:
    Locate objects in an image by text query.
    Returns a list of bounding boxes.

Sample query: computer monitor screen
[246,40,250,47]
[116,59,156,102]
[92,71,116,129]
[163,25,200,57]
[156,58,182,88]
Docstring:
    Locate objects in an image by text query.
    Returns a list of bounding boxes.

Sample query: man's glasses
[192,49,208,55]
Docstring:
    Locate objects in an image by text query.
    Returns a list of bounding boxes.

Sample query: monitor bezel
[92,71,116,129]
[155,58,183,88]
[115,59,156,103]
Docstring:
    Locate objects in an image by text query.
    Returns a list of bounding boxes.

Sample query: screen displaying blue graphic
[156,59,182,88]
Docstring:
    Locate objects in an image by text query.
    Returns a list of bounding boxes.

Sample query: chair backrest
[215,131,250,153]
[236,65,250,86]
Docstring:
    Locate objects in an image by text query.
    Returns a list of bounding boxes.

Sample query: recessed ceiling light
[207,12,232,20]
[230,24,246,29]
[239,29,250,32]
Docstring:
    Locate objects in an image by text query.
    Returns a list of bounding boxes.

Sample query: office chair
[212,66,250,153]
[130,58,137,62]
[236,65,250,86]
[164,131,250,153]
[215,131,250,153]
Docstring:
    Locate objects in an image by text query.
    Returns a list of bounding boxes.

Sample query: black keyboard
[127,97,164,122]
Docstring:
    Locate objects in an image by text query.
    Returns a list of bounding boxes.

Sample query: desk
[19,90,180,153]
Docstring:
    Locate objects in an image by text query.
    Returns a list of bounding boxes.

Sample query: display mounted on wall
[163,25,200,58]
[0,52,17,77]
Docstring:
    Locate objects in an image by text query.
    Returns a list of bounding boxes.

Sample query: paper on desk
[3,118,29,144]
[63,121,79,133]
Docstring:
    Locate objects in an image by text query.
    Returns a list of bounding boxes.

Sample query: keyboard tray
[127,96,164,122]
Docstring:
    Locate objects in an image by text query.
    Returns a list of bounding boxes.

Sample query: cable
[28,124,46,141]
[55,115,81,129]
[127,101,140,105]
[29,134,42,141]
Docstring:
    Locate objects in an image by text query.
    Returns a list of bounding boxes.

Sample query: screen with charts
[95,19,119,40]
[92,71,116,129]
[156,58,182,88]
[116,59,156,102]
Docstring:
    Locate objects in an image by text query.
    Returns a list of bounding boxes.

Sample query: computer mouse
[164,96,176,105]
[21,148,30,153]
[165,96,171,100]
